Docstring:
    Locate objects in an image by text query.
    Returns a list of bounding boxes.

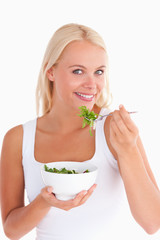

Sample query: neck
[43,104,100,135]
[44,105,83,134]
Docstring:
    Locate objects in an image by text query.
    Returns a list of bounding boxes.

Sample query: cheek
[55,72,76,97]
[55,71,69,88]
[98,78,105,90]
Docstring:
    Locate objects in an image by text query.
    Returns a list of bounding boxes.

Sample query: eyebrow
[68,64,106,69]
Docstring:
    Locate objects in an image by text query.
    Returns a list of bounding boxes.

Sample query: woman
[0,23,160,240]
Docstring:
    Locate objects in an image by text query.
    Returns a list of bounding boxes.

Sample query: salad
[44,164,89,174]
[78,106,98,136]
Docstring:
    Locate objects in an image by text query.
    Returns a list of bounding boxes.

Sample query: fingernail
[47,187,52,193]
[119,104,123,109]
[83,191,87,195]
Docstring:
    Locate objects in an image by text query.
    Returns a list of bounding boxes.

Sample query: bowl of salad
[41,161,98,201]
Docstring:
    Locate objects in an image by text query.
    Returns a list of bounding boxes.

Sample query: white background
[0,0,160,239]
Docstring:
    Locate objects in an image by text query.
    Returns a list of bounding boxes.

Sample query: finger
[72,190,88,206]
[110,117,121,136]
[47,186,53,194]
[41,186,53,195]
[79,184,97,205]
[41,186,57,201]
[112,110,128,134]
[119,105,138,133]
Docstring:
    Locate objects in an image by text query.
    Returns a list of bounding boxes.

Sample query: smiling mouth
[75,92,95,99]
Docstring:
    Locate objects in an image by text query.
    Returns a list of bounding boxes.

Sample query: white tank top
[22,108,126,240]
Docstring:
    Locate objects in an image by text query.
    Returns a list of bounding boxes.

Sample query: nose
[83,75,96,89]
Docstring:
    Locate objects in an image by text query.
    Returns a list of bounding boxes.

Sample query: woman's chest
[34,129,95,163]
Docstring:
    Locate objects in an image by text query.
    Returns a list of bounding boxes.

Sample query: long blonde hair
[36,23,112,116]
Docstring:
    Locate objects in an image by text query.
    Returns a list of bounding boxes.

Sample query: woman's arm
[0,126,50,239]
[0,125,96,239]
[104,105,160,234]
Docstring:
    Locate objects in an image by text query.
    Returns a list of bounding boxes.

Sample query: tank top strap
[22,118,37,162]
[95,108,118,169]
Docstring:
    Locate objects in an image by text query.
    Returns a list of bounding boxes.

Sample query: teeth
[76,92,94,99]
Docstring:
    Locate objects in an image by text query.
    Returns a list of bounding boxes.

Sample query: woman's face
[51,40,107,111]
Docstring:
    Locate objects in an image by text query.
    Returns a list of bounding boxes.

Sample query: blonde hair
[36,23,112,116]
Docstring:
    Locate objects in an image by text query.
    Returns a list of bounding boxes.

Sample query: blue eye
[72,69,83,74]
[95,70,103,75]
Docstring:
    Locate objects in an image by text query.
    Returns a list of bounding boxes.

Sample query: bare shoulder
[3,124,23,140]
[104,114,118,160]
[1,124,23,163]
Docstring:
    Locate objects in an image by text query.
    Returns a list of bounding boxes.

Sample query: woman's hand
[40,184,97,211]
[109,104,139,156]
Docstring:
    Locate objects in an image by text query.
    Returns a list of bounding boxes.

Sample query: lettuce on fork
[78,106,98,136]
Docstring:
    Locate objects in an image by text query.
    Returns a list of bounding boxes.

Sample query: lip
[75,91,96,95]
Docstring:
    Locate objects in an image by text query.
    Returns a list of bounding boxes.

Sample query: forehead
[59,40,107,66]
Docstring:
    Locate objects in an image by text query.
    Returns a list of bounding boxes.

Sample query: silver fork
[85,111,138,122]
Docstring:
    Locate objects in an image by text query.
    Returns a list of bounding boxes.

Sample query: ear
[46,67,55,82]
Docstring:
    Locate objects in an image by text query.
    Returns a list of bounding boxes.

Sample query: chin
[76,102,95,111]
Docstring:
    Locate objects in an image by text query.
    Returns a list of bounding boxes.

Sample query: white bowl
[41,161,98,201]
